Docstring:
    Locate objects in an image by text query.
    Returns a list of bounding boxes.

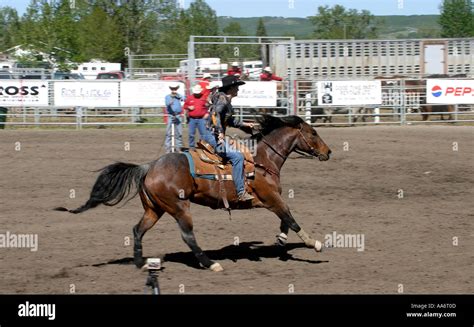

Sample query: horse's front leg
[268,198,323,252]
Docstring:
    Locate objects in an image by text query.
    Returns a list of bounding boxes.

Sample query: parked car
[96,71,125,79]
[53,72,85,80]
[0,70,13,79]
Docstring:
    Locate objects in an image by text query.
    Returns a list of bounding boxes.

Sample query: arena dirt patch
[0,125,472,294]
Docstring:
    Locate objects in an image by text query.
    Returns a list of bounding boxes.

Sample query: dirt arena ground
[0,125,472,294]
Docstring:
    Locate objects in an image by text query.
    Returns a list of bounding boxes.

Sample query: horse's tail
[54,162,150,214]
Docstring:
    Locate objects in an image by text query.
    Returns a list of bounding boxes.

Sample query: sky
[1,0,444,17]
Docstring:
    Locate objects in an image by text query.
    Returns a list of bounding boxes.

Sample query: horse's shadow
[91,242,328,270]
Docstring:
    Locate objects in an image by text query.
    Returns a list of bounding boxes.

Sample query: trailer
[269,38,474,79]
[72,62,122,80]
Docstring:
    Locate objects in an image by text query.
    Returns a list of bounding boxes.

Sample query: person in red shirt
[199,73,212,99]
[227,62,242,77]
[260,66,283,81]
[183,85,209,149]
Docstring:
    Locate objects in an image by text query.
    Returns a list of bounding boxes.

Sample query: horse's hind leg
[173,201,223,272]
[133,207,164,268]
[276,221,290,247]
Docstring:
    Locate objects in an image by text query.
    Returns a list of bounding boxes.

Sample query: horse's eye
[312,130,317,136]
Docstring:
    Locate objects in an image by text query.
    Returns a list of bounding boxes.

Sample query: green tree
[51,0,79,64]
[187,0,219,57]
[113,0,161,55]
[18,0,49,47]
[221,21,255,61]
[0,6,20,50]
[156,8,189,54]
[255,18,268,63]
[16,0,59,67]
[76,5,124,62]
[256,18,267,37]
[156,0,220,60]
[309,5,382,39]
[13,0,82,68]
[416,27,442,38]
[439,0,474,37]
[223,22,244,35]
[187,0,218,36]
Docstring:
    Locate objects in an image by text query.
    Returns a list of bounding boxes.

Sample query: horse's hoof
[134,258,145,269]
[275,233,288,247]
[210,263,224,272]
[314,240,323,252]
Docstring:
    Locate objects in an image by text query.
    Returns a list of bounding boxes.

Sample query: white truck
[178,58,227,77]
[242,60,263,80]
[72,61,122,80]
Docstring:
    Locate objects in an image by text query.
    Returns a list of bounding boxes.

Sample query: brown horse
[55,115,332,272]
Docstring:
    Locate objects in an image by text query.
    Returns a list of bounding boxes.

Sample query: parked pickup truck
[96,71,126,79]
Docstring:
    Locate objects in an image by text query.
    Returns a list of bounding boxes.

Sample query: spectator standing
[183,85,209,149]
[227,62,242,77]
[260,67,283,81]
[164,84,184,153]
[199,73,212,99]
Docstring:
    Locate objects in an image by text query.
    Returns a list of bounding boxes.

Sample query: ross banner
[232,81,277,107]
[0,81,49,106]
[426,79,474,104]
[120,81,185,106]
[317,81,381,106]
[54,81,119,107]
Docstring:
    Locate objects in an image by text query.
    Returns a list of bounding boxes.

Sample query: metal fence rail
[1,78,473,129]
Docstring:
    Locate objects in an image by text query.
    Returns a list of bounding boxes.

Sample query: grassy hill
[218,15,441,39]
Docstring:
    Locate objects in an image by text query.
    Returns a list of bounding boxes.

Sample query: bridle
[295,125,321,157]
[253,125,321,176]
[261,137,286,160]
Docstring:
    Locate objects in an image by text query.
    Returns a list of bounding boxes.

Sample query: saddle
[184,139,255,180]
[183,139,255,210]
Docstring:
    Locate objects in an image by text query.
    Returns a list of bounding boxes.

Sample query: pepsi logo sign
[431,85,442,97]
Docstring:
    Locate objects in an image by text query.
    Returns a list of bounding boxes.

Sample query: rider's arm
[227,115,243,128]
[213,95,228,134]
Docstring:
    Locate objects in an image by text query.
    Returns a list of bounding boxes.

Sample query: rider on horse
[204,75,255,202]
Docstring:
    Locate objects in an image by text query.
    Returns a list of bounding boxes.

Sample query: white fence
[1,78,473,129]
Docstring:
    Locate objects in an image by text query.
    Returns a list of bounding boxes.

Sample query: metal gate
[423,42,446,75]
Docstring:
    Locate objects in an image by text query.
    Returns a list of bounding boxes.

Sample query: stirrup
[238,191,254,201]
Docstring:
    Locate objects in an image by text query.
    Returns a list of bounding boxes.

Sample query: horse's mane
[253,115,304,141]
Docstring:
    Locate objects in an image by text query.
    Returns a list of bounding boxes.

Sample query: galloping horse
[55,115,332,272]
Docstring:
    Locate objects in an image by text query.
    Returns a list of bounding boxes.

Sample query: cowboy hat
[202,73,212,79]
[192,84,203,94]
[218,75,245,92]
[168,84,180,90]
[264,66,272,73]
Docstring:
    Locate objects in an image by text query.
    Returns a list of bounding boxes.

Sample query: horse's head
[294,120,331,161]
[256,115,331,161]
